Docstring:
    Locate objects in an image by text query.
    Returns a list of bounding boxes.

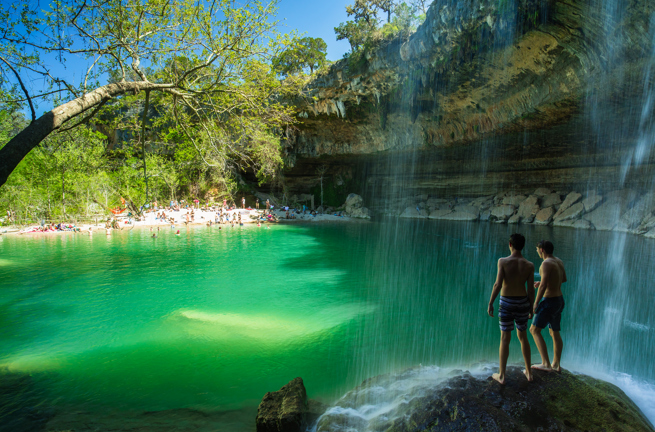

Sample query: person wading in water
[488,233,535,384]
[531,240,567,373]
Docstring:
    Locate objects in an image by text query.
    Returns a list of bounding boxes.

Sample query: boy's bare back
[499,256,534,297]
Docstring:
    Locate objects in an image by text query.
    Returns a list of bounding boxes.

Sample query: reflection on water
[0,221,654,430]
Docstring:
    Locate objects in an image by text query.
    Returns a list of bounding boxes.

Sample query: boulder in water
[553,202,585,223]
[256,377,308,432]
[534,207,555,225]
[554,192,583,218]
[315,366,654,432]
[401,206,429,218]
[490,205,516,222]
[516,195,540,223]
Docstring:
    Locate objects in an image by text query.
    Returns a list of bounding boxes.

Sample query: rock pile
[393,189,655,238]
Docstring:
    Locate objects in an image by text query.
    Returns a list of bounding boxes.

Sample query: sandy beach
[0,207,361,236]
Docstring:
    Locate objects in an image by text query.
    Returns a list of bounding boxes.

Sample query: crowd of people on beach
[19,222,81,233]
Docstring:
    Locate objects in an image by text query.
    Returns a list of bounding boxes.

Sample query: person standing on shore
[256,199,259,210]
[242,196,246,209]
[531,240,567,372]
[488,233,535,384]
[266,199,270,210]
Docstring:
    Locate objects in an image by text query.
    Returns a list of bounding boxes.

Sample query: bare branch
[0,56,36,122]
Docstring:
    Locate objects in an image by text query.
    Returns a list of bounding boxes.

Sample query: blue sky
[4,0,354,116]
[276,0,352,61]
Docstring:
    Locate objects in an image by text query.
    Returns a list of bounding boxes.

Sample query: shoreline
[0,208,363,237]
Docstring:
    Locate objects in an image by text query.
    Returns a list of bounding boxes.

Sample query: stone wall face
[281,0,655,213]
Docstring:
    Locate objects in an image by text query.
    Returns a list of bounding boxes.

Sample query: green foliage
[335,19,375,52]
[272,36,328,75]
[336,1,425,53]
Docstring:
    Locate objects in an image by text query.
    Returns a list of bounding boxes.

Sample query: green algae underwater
[1,220,654,430]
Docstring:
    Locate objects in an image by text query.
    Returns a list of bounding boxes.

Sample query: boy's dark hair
[537,240,554,254]
[509,233,526,251]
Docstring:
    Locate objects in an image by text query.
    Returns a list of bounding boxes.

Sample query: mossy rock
[316,366,654,432]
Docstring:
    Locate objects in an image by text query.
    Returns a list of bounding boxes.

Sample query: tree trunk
[0,81,175,187]
[61,171,66,217]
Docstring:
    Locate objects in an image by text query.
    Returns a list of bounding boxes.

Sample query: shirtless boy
[531,240,567,372]
[488,233,535,384]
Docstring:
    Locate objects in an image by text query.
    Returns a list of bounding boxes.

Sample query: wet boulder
[315,367,654,432]
[256,377,308,432]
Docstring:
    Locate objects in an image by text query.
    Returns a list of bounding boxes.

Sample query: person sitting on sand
[488,233,535,384]
[530,240,567,373]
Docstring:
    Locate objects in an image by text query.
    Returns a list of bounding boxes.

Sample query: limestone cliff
[282,0,655,201]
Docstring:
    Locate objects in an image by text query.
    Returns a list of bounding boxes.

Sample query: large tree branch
[0,80,180,187]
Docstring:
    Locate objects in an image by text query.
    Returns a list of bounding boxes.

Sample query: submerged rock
[315,366,654,432]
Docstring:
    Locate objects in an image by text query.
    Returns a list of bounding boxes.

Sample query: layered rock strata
[280,0,655,209]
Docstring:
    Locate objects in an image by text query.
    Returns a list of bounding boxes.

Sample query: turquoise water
[1,221,654,430]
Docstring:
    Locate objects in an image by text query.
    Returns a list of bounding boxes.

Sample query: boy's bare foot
[551,364,562,373]
[523,369,534,381]
[492,373,505,385]
[531,364,553,372]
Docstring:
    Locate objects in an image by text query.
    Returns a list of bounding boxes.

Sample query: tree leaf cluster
[335,0,427,53]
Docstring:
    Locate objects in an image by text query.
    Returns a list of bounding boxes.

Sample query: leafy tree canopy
[272,36,328,75]
[0,0,299,188]
[335,0,427,52]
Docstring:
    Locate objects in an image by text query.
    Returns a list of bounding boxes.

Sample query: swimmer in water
[152,233,157,238]
[176,230,180,236]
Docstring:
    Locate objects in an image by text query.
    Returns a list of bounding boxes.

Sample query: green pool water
[1,220,654,430]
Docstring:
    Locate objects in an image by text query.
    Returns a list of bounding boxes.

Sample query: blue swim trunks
[533,296,565,331]
[499,296,531,332]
